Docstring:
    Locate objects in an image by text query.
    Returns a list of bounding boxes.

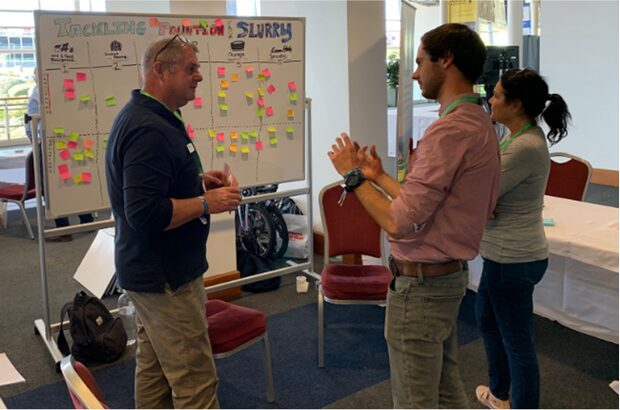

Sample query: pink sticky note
[83,139,94,149]
[59,149,70,160]
[266,84,276,94]
[76,72,87,82]
[186,124,195,139]
[194,97,202,108]
[182,18,191,27]
[245,66,254,74]
[81,172,92,184]
[64,79,75,90]
[216,132,225,142]
[67,141,78,149]
[58,164,71,180]
[262,68,271,78]
[149,17,159,27]
[266,106,274,117]
[214,18,223,27]
[217,66,226,77]
[65,90,75,100]
[256,97,265,107]
[288,81,297,91]
[255,141,263,151]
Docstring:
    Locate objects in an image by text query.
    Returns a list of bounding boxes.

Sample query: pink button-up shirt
[389,93,500,262]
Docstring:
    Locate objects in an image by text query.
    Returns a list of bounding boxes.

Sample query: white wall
[540,0,618,170]
[105,0,169,13]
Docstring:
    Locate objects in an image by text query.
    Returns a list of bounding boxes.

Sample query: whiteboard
[35,11,305,218]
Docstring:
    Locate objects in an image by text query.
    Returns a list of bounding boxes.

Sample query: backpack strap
[57,301,73,356]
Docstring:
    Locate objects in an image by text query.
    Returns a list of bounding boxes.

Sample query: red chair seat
[321,264,391,300]
[206,299,266,354]
[0,184,27,200]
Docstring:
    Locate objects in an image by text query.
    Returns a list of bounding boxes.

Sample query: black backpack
[237,249,281,293]
[57,291,127,365]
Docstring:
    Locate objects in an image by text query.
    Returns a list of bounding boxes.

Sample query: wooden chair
[60,355,108,409]
[545,152,592,201]
[0,151,36,239]
[206,299,275,403]
[317,181,392,368]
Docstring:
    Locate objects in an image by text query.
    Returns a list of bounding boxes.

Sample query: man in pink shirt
[328,23,499,408]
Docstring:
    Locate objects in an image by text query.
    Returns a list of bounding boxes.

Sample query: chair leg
[17,202,34,240]
[261,332,276,403]
[318,285,325,368]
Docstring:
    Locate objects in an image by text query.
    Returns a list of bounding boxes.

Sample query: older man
[328,24,500,408]
[106,35,241,408]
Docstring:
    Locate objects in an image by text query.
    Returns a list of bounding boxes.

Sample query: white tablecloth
[469,195,619,344]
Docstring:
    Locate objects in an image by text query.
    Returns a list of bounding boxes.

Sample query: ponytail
[542,93,571,145]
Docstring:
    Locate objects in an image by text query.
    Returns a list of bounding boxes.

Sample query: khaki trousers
[128,276,219,409]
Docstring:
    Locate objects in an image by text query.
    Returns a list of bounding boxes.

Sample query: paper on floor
[0,353,25,386]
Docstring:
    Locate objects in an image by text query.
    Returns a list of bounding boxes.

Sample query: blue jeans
[385,267,469,409]
[476,258,548,409]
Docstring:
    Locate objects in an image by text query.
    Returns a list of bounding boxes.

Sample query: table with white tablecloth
[468,195,619,344]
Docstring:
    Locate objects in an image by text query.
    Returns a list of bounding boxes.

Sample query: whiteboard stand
[29,115,114,372]
[206,98,319,295]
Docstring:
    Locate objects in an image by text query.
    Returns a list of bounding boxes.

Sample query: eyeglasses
[153,34,193,62]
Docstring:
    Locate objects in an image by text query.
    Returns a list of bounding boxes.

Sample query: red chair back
[24,151,36,199]
[545,153,592,201]
[61,356,108,409]
[320,182,382,258]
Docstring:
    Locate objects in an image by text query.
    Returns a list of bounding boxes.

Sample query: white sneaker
[476,385,510,409]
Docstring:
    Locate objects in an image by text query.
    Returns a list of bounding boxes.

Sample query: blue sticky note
[543,218,555,227]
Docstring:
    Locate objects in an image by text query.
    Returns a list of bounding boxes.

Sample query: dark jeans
[475,258,548,409]
[55,214,94,228]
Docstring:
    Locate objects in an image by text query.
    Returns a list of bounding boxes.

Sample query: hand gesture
[327,133,361,175]
[202,170,226,190]
[357,144,384,181]
[203,186,241,214]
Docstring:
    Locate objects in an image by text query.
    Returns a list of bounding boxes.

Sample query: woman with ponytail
[475,68,571,409]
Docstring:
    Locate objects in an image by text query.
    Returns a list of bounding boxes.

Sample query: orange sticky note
[229,144,237,153]
[83,139,94,149]
[194,97,202,108]
[149,17,159,27]
[220,79,229,90]
[245,66,254,74]
[231,73,239,82]
[287,109,294,119]
[182,18,191,27]
[230,131,238,140]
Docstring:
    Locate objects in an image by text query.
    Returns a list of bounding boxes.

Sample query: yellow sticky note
[73,174,82,184]
[218,91,227,98]
[287,109,295,118]
[85,149,95,158]
[230,131,238,140]
[257,107,265,117]
[258,73,265,81]
[241,146,250,154]
[79,95,91,103]
[268,127,276,133]
[245,91,253,99]
[208,129,216,138]
[105,96,117,107]
[219,104,229,112]
[241,131,249,140]
[73,152,84,161]
[54,127,65,135]
[69,132,79,142]
[270,137,278,145]
[229,144,237,153]
[55,140,67,150]
[216,144,225,153]
[220,79,229,89]
[231,73,239,82]
[257,88,265,96]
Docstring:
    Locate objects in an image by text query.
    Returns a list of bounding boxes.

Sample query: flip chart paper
[0,353,25,386]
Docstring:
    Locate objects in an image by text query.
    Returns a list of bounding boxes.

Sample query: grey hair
[141,36,199,76]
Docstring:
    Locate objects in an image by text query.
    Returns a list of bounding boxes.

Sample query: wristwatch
[198,196,209,217]
[343,168,365,192]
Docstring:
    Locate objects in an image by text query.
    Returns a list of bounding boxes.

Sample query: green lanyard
[139,90,204,173]
[499,122,535,152]
[439,95,480,118]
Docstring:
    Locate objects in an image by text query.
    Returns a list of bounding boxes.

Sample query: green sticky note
[105,96,117,107]
[241,146,250,154]
[84,149,95,158]
[103,139,108,149]
[257,107,265,117]
[73,151,84,161]
[69,132,79,142]
[241,131,249,140]
[219,104,228,111]
[80,95,91,103]
[269,137,278,145]
[54,127,65,135]
[249,131,258,139]
[290,92,298,102]
[216,144,225,153]
[55,140,67,150]
[286,127,294,133]
[258,73,265,81]
[543,218,555,227]
[199,19,208,28]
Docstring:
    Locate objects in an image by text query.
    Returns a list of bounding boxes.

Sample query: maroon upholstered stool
[206,299,275,402]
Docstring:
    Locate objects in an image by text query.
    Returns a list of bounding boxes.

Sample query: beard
[420,70,444,100]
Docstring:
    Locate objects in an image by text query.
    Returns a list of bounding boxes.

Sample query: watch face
[345,169,363,189]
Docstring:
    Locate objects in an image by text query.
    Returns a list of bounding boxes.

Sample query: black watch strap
[344,168,365,192]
